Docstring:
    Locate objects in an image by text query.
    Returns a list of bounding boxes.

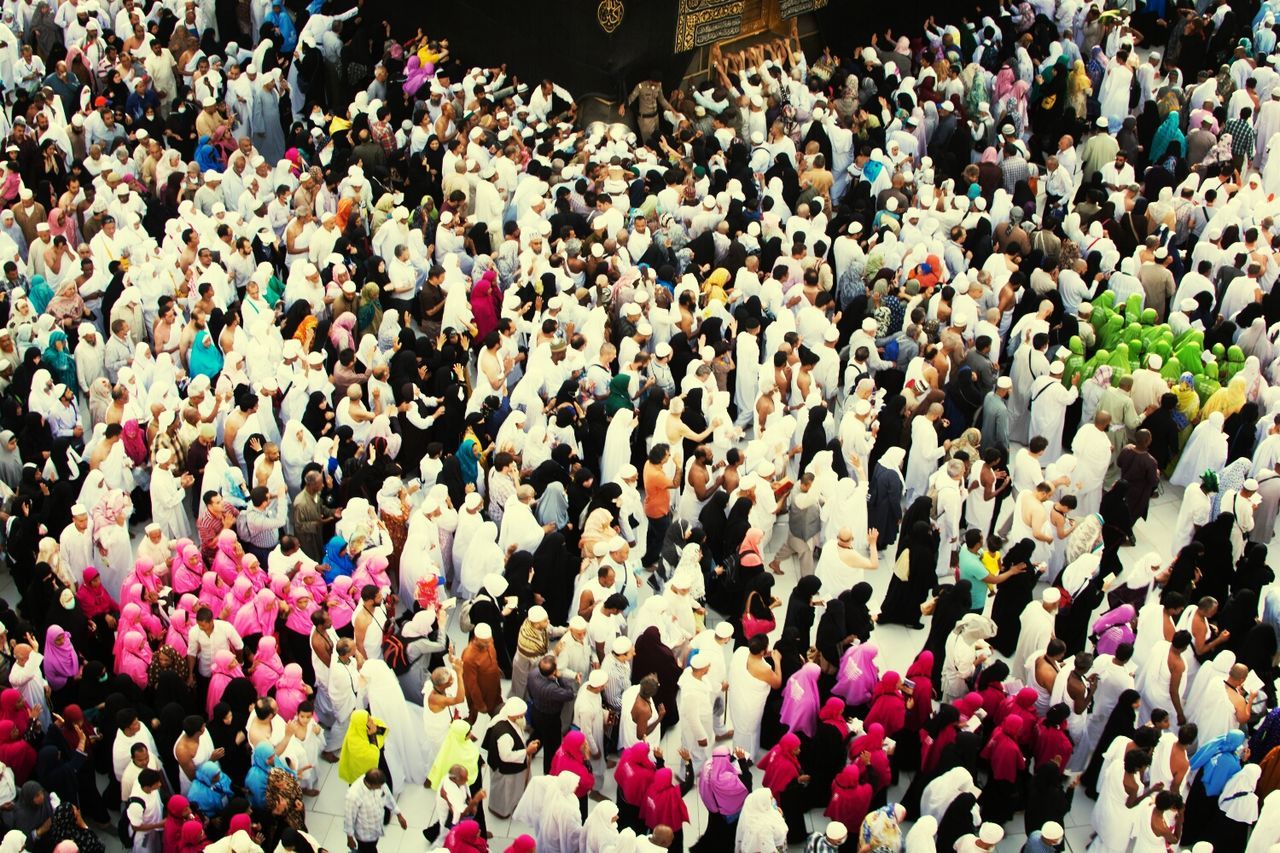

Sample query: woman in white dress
[734,788,788,853]
[601,409,636,483]
[363,659,431,792]
[459,521,502,599]
[1170,411,1228,487]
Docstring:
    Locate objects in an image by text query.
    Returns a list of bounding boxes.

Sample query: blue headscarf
[187,761,232,816]
[1189,729,1246,796]
[244,742,280,809]
[193,136,223,172]
[322,536,355,583]
[1150,111,1187,162]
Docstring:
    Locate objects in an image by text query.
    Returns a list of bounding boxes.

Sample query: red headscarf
[162,796,191,853]
[903,651,936,731]
[982,716,1027,782]
[1034,713,1075,770]
[177,820,208,853]
[614,743,656,805]
[818,697,850,738]
[825,764,874,829]
[0,720,36,782]
[848,723,891,791]
[0,689,29,735]
[76,567,118,620]
[758,732,802,796]
[502,837,535,853]
[639,767,689,829]
[864,672,907,735]
[953,691,984,721]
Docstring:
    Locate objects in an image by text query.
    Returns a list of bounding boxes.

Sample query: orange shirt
[642,461,675,519]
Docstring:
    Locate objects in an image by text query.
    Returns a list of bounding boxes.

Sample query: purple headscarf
[833,642,880,707]
[779,661,822,737]
[42,625,80,689]
[698,747,749,816]
[1092,604,1137,656]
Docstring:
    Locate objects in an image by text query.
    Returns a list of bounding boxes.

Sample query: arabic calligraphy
[597,0,624,33]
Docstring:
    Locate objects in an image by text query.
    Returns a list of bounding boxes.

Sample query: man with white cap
[460,622,501,725]
[955,821,1005,852]
[482,696,538,819]
[1012,587,1062,683]
[554,613,598,724]
[573,668,609,783]
[1130,353,1171,413]
[1072,410,1115,517]
[59,503,95,580]
[676,648,716,774]
[150,447,195,540]
[1028,360,1080,463]
[1221,476,1261,554]
[1023,820,1064,852]
[803,820,848,853]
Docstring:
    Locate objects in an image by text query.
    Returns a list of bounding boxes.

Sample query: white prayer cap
[861,318,878,333]
[1154,246,1168,259]
[623,303,642,317]
[756,461,775,478]
[439,211,454,226]
[1147,354,1163,369]
[702,195,716,210]
[634,289,649,304]
[18,188,31,201]
[1246,478,1260,491]
[940,100,955,112]
[1095,117,1108,128]
[156,448,175,465]
[473,622,492,640]
[306,352,325,366]
[1043,588,1062,605]
[1179,298,1198,312]
[655,343,672,358]
[484,573,508,596]
[500,697,527,718]
[954,316,968,328]
[854,399,872,416]
[528,606,549,623]
[978,824,1005,845]
[826,822,849,843]
[204,169,222,181]
[462,493,483,511]
[1049,361,1064,375]
[146,522,162,534]
[751,131,765,145]
[188,375,211,394]
[611,636,632,655]
[689,650,712,669]
[715,621,734,639]
[587,669,608,688]
[590,242,605,258]
[71,504,87,516]
[593,541,610,558]
[201,96,217,108]
[823,326,839,343]
[341,280,357,294]
[569,615,588,631]
[635,322,652,336]
[1041,822,1064,842]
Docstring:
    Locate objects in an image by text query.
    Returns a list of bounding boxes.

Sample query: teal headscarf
[1189,729,1246,795]
[42,329,76,388]
[188,328,224,380]
[1150,111,1187,161]
[28,275,52,314]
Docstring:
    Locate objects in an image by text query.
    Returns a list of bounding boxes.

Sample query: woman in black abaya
[879,520,939,628]
[921,582,974,682]
[782,576,823,643]
[989,538,1039,657]
[1080,688,1142,797]
[1192,512,1236,603]
[632,627,682,729]
[760,628,808,751]
[531,533,575,626]
[839,582,875,644]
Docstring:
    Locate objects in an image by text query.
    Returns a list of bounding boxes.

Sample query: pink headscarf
[329,312,357,351]
[206,649,244,716]
[234,588,277,638]
[327,576,356,630]
[1092,604,1137,656]
[126,558,162,596]
[249,636,284,697]
[353,555,391,592]
[211,531,241,585]
[166,609,192,658]
[284,586,319,635]
[197,571,225,613]
[225,576,255,631]
[171,539,205,595]
[274,664,308,720]
[833,642,880,706]
[116,630,152,688]
[778,661,822,737]
[698,747,749,815]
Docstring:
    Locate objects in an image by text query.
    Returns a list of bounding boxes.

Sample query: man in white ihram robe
[1012,588,1061,683]
[573,670,608,780]
[150,448,194,540]
[1071,412,1113,516]
[905,404,946,502]
[59,505,95,580]
[1027,363,1079,461]
[734,323,761,428]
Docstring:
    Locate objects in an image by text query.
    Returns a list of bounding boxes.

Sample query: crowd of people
[1,0,1280,849]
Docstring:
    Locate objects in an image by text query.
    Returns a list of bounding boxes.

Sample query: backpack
[458,599,476,634]
[376,600,412,676]
[118,797,144,846]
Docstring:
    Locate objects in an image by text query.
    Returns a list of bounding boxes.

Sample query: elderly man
[482,697,539,819]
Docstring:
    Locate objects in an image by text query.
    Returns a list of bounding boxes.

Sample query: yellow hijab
[427,719,481,789]
[337,710,386,784]
[702,268,730,306]
[1200,375,1246,422]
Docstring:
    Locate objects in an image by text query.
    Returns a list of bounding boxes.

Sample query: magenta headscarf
[42,626,79,689]
[166,610,192,658]
[211,531,241,585]
[171,539,205,595]
[698,747,749,815]
[206,650,244,716]
[198,571,225,613]
[284,586,319,635]
[833,642,880,707]
[327,576,357,630]
[126,558,162,596]
[470,270,502,341]
[233,587,277,638]
[1092,604,1137,656]
[779,661,822,737]
[353,555,391,592]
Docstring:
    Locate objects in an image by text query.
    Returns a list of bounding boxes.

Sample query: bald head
[1094,410,1112,429]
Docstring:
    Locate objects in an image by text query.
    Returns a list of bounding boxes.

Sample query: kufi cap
[1043,588,1062,605]
[861,317,878,332]
[204,170,222,181]
[464,493,483,509]
[501,697,527,717]
[71,504,87,516]
[587,669,608,688]
[941,101,955,112]
[611,636,632,655]
[655,343,672,358]
[474,622,492,640]
[635,322,652,336]
[1147,354,1163,369]
[1095,117,1108,128]
[1041,822,1064,842]
[18,188,31,201]
[201,96,216,107]
[1049,361,1064,375]
[1245,478,1260,490]
[854,399,872,416]
[1154,246,1168,259]
[528,606,548,623]
[823,326,839,342]
[827,823,849,843]
[978,824,1005,845]
[715,622,734,639]
[306,352,325,366]
[569,615,588,631]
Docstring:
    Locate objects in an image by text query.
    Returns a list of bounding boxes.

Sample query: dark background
[372,0,979,100]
